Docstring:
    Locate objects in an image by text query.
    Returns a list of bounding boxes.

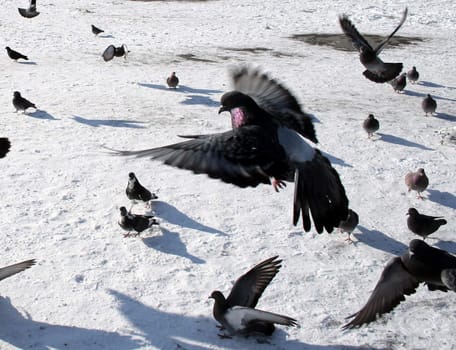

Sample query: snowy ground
[1,0,455,349]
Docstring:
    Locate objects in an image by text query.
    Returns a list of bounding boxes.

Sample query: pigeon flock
[2,1,455,348]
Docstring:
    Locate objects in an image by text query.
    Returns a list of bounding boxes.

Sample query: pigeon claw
[272,178,287,192]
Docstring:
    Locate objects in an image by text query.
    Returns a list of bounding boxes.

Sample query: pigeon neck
[229,107,250,129]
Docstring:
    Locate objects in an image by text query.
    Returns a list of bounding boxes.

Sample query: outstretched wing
[0,138,11,158]
[0,259,36,281]
[339,15,374,52]
[374,8,408,54]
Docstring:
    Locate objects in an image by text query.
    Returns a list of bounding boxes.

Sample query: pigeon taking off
[102,44,129,62]
[339,8,408,83]
[0,138,11,158]
[166,72,179,88]
[0,259,36,282]
[422,94,437,116]
[390,72,406,93]
[209,256,298,337]
[108,66,349,233]
[5,47,28,61]
[337,209,359,242]
[18,0,39,18]
[118,207,159,237]
[362,114,379,139]
[407,66,419,83]
[405,168,429,199]
[91,24,104,36]
[343,239,456,329]
[126,172,158,208]
[13,91,36,113]
[407,208,447,240]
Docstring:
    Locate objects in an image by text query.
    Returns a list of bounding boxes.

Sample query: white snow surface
[1,0,456,349]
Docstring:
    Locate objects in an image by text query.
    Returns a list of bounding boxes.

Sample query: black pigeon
[102,44,129,62]
[407,66,419,83]
[0,259,36,282]
[362,114,379,139]
[91,24,104,36]
[18,0,40,18]
[209,256,298,337]
[422,94,437,116]
[407,208,447,240]
[390,72,406,93]
[405,168,429,199]
[166,72,179,88]
[337,209,359,242]
[126,172,158,208]
[339,8,408,83]
[5,47,28,61]
[343,239,456,329]
[0,138,11,158]
[118,206,158,237]
[13,91,37,113]
[108,66,349,234]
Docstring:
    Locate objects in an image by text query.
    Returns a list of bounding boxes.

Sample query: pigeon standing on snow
[126,172,158,209]
[407,208,447,240]
[0,138,11,158]
[108,66,349,234]
[390,72,407,93]
[405,168,429,199]
[13,91,37,113]
[209,256,298,337]
[339,8,408,83]
[337,209,359,242]
[362,114,379,139]
[0,259,36,282]
[91,24,104,36]
[118,206,159,237]
[166,72,179,88]
[18,0,40,18]
[422,94,437,116]
[407,66,419,83]
[5,47,28,61]
[343,239,456,329]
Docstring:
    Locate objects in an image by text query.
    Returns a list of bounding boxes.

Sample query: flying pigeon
[13,91,37,113]
[362,114,379,139]
[166,72,179,88]
[209,256,298,337]
[126,172,158,209]
[0,138,11,158]
[407,208,447,240]
[407,66,419,83]
[118,206,159,237]
[422,94,437,116]
[18,0,40,18]
[102,44,129,62]
[91,24,104,36]
[405,168,429,199]
[0,259,36,282]
[339,8,408,83]
[337,209,359,242]
[343,239,456,329]
[390,72,406,93]
[107,66,349,234]
[5,47,28,61]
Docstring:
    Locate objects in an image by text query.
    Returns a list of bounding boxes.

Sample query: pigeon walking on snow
[405,168,429,199]
[209,256,298,337]
[91,24,104,36]
[422,94,437,116]
[166,72,179,88]
[0,259,36,282]
[108,66,349,234]
[18,0,40,18]
[13,91,36,113]
[0,138,11,158]
[118,206,159,237]
[337,209,359,242]
[339,8,408,83]
[126,172,158,209]
[407,66,419,83]
[5,47,28,61]
[362,114,379,139]
[343,239,456,329]
[407,208,447,240]
[390,72,406,93]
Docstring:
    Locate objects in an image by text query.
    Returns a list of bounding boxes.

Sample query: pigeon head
[219,91,261,128]
[417,168,426,175]
[407,208,418,216]
[6,46,10,50]
[128,172,136,180]
[13,91,20,97]
[119,207,128,216]
[409,239,428,256]
[209,290,226,305]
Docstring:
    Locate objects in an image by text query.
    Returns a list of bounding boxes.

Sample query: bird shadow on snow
[142,227,206,264]
[71,115,146,128]
[322,151,352,168]
[108,290,381,350]
[353,225,408,255]
[138,82,223,96]
[427,189,456,209]
[434,112,456,121]
[434,240,456,255]
[404,89,456,102]
[27,109,59,120]
[180,94,219,107]
[418,80,456,90]
[0,296,142,350]
[18,61,37,65]
[376,133,434,151]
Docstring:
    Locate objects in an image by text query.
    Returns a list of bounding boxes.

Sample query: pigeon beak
[218,106,229,114]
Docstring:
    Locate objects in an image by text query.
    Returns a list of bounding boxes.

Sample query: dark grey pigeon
[0,259,36,282]
[0,138,11,158]
[118,206,158,237]
[13,91,36,113]
[339,8,408,83]
[422,94,437,116]
[407,208,447,240]
[343,239,456,329]
[209,256,298,337]
[166,72,179,88]
[126,172,158,208]
[337,209,359,242]
[102,44,129,62]
[5,47,28,61]
[362,114,379,139]
[107,65,349,234]
[405,168,429,199]
[91,24,104,36]
[18,0,39,18]
[407,66,419,83]
[390,72,407,93]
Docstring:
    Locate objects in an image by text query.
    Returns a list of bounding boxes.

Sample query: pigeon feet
[272,178,286,192]
[123,232,139,238]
